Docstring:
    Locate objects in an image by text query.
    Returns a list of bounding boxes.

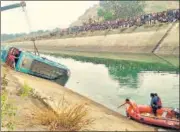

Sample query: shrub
[1,64,16,130]
[1,66,9,90]
[18,81,33,97]
[31,96,94,131]
[1,90,17,130]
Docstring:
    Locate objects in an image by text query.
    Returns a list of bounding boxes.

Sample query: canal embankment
[3,22,179,56]
[1,64,156,131]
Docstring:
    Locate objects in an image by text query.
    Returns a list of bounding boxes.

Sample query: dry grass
[30,96,94,131]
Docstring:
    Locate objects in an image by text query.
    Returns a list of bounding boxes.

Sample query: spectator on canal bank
[55,8,179,36]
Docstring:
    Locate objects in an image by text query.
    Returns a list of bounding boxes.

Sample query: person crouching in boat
[118,98,139,115]
[125,98,139,114]
[150,93,162,116]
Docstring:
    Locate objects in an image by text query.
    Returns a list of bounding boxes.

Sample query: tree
[37,30,44,34]
[1,33,27,42]
[104,11,113,20]
[97,8,104,17]
[98,0,146,20]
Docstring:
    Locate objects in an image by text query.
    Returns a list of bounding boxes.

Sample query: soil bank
[1,66,157,131]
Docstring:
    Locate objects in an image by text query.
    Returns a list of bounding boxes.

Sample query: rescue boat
[122,99,180,129]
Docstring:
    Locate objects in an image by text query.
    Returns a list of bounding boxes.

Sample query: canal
[41,53,179,115]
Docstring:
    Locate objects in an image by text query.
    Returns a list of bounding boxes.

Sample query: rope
[152,53,178,69]
[151,22,179,70]
[22,2,40,56]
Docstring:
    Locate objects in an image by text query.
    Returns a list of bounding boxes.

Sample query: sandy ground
[1,67,157,131]
[1,66,49,131]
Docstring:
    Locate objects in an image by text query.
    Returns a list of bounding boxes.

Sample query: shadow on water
[51,54,179,89]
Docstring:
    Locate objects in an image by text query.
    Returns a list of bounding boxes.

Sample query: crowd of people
[50,8,179,36]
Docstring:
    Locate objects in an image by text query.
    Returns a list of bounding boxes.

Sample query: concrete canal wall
[3,22,179,56]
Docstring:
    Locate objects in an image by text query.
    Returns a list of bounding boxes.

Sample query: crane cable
[21,1,40,56]
[151,22,179,71]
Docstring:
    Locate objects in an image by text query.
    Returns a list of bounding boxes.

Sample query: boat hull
[126,105,180,129]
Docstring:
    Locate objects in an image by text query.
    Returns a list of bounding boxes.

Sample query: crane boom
[1,1,39,55]
[1,1,26,12]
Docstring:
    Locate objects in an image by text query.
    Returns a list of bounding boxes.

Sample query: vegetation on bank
[1,33,27,42]
[71,1,179,26]
[1,65,17,130]
[31,96,94,131]
[1,30,50,42]
[97,1,145,21]
[17,81,33,97]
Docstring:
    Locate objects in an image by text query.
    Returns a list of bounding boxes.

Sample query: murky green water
[42,53,179,115]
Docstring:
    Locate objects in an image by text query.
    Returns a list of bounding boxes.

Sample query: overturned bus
[1,46,70,86]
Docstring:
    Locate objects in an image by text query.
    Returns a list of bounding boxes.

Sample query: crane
[1,1,26,12]
[1,1,39,55]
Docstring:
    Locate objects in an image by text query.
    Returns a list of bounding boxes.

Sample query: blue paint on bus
[1,45,70,86]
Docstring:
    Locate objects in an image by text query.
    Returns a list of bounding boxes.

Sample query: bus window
[21,57,33,70]
[30,60,62,79]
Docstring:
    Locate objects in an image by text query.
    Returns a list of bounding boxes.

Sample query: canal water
[41,53,179,115]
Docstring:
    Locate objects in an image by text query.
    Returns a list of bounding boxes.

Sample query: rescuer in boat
[117,98,139,116]
[154,93,162,108]
[125,98,139,114]
[150,93,162,116]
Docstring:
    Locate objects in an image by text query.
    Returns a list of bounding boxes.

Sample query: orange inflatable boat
[121,99,180,129]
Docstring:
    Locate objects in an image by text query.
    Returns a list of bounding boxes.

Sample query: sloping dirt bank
[1,66,157,131]
[1,66,49,131]
[3,22,179,55]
